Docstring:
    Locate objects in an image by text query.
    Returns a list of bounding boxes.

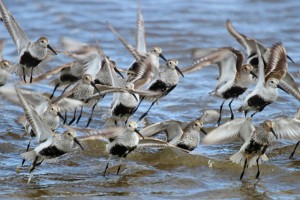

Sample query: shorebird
[184,47,255,125]
[16,88,84,183]
[137,59,184,120]
[61,74,100,125]
[203,118,277,180]
[140,110,219,151]
[0,0,57,83]
[226,19,300,101]
[108,23,167,89]
[0,86,84,165]
[107,82,140,126]
[49,37,103,99]
[238,42,287,117]
[77,121,144,176]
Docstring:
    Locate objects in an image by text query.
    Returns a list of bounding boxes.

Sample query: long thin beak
[287,55,294,63]
[175,66,184,77]
[200,128,207,135]
[91,81,102,95]
[277,84,289,94]
[114,67,124,78]
[47,44,57,55]
[159,53,167,61]
[57,111,65,121]
[134,129,144,139]
[270,128,278,140]
[74,137,84,150]
[250,71,258,78]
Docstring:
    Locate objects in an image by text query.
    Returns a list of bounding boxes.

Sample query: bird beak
[159,53,167,61]
[175,66,184,77]
[91,81,102,95]
[114,67,124,78]
[250,71,258,78]
[287,55,294,63]
[57,111,65,122]
[47,44,57,55]
[74,137,84,150]
[200,128,207,135]
[134,128,144,139]
[270,128,278,140]
[277,84,289,94]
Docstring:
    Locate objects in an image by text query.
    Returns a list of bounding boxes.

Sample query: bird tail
[21,151,37,162]
[247,154,268,168]
[230,151,246,166]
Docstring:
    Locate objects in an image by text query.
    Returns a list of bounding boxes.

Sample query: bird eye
[68,132,71,136]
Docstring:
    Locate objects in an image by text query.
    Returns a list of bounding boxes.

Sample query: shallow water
[1,0,300,199]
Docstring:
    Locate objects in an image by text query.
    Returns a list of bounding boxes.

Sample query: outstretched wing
[108,23,142,61]
[202,118,254,144]
[226,19,267,60]
[140,120,182,139]
[183,47,238,88]
[16,88,53,143]
[272,118,300,141]
[0,0,30,54]
[135,5,147,54]
[264,42,287,82]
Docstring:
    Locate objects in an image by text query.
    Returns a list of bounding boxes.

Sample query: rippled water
[1,0,300,199]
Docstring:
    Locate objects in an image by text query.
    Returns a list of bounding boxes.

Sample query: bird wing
[0,86,48,107]
[0,38,6,60]
[191,48,218,59]
[264,42,287,82]
[52,97,84,112]
[198,110,220,124]
[140,120,182,138]
[135,6,147,54]
[272,118,300,141]
[16,88,53,143]
[138,137,190,153]
[278,73,300,101]
[226,19,267,58]
[202,118,253,144]
[0,1,30,54]
[108,23,142,61]
[253,41,265,91]
[182,48,237,88]
[70,126,125,140]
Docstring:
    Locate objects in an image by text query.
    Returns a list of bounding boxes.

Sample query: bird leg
[250,111,258,118]
[103,156,111,177]
[228,99,234,120]
[116,157,125,175]
[63,111,67,124]
[86,103,97,128]
[21,137,32,166]
[50,83,60,99]
[76,106,83,124]
[289,141,300,159]
[255,157,260,179]
[28,156,39,184]
[22,67,26,83]
[29,67,34,83]
[68,108,77,125]
[61,84,71,96]
[132,96,144,115]
[138,99,157,121]
[216,100,225,126]
[240,158,248,180]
